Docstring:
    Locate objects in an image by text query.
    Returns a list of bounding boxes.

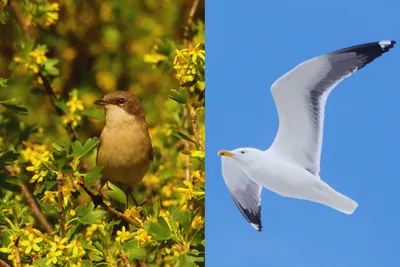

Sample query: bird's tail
[310,181,358,215]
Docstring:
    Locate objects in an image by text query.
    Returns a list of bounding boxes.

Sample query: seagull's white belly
[245,154,320,199]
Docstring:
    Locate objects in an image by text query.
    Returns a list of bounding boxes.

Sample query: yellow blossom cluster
[124,206,143,225]
[135,228,152,247]
[20,141,51,183]
[42,3,60,26]
[14,46,48,74]
[173,44,205,87]
[62,92,85,128]
[176,180,204,210]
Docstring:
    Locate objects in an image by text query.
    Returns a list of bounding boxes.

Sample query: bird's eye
[241,151,245,154]
[118,98,125,105]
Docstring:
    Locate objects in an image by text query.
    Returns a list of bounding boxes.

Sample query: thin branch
[57,174,66,238]
[187,105,204,150]
[9,0,77,141]
[120,254,131,267]
[183,0,200,47]
[38,72,78,141]
[14,237,21,267]
[183,107,191,181]
[0,259,11,267]
[78,181,142,228]
[20,183,54,234]
[138,260,148,267]
[8,0,35,39]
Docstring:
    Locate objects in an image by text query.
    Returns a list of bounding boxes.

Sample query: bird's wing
[221,156,262,231]
[270,40,396,175]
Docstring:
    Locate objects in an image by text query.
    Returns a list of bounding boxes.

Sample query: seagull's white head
[218,147,263,165]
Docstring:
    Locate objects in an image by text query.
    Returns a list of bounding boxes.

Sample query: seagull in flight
[218,40,396,232]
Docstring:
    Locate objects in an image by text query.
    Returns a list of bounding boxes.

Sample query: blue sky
[206,1,400,266]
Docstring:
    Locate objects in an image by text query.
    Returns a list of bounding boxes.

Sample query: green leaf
[0,99,28,115]
[153,198,161,217]
[33,258,48,266]
[0,78,7,88]
[170,207,192,231]
[106,182,126,204]
[169,88,188,104]
[0,177,20,192]
[84,166,103,186]
[174,131,198,145]
[79,208,107,224]
[76,202,93,218]
[54,99,67,113]
[175,253,196,267]
[122,239,147,260]
[0,151,19,165]
[52,142,64,152]
[82,107,105,120]
[76,202,107,225]
[145,217,171,241]
[44,59,60,76]
[72,138,100,159]
[66,223,79,242]
[0,172,20,192]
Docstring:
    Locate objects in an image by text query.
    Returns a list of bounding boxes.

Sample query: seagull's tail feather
[311,181,358,215]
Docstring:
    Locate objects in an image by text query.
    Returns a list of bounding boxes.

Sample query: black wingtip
[378,40,396,52]
[232,197,263,232]
[328,40,396,56]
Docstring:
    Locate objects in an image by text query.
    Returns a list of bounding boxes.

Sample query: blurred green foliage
[0,0,204,266]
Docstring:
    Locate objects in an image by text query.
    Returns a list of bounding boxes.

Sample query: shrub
[0,1,204,266]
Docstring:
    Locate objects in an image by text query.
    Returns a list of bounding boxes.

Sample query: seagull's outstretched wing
[270,40,396,175]
[221,156,263,231]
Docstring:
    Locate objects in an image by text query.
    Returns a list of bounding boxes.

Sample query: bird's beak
[94,100,108,106]
[218,150,234,157]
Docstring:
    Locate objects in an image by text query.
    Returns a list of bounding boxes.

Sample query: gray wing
[270,40,396,175]
[221,156,263,231]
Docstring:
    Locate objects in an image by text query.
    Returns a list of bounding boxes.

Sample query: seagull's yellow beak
[218,150,234,157]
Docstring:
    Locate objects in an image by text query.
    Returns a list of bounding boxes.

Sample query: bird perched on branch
[94,90,153,208]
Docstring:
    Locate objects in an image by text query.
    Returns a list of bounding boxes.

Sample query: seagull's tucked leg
[303,179,358,215]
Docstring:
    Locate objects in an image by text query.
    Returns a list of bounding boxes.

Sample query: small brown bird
[94,91,153,208]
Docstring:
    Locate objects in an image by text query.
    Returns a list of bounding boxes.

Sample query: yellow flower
[124,207,143,225]
[176,180,204,201]
[162,199,179,207]
[62,113,82,128]
[65,239,86,258]
[20,234,43,254]
[50,235,67,252]
[173,44,205,87]
[192,170,204,186]
[66,96,84,113]
[20,142,48,165]
[26,165,48,183]
[115,226,131,244]
[135,228,152,247]
[23,225,43,237]
[43,3,60,26]
[61,184,75,206]
[29,49,47,65]
[160,209,170,220]
[191,215,204,229]
[144,53,167,64]
[41,191,57,204]
[161,184,173,198]
[142,174,160,189]
[46,250,62,265]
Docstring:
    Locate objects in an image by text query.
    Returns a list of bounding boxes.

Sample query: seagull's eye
[118,98,125,105]
[241,151,245,154]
